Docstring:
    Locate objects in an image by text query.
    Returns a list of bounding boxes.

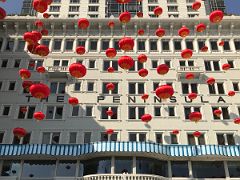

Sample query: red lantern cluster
[219,41,225,46]
[35,45,49,56]
[138,54,147,63]
[78,18,90,29]
[206,77,215,85]
[29,83,50,99]
[214,109,222,117]
[222,63,230,71]
[209,10,224,23]
[155,28,165,37]
[193,131,202,137]
[178,26,190,38]
[189,112,202,123]
[108,21,115,28]
[33,0,49,13]
[172,130,179,135]
[153,6,163,16]
[185,73,195,80]
[228,91,235,97]
[76,46,86,55]
[68,97,79,106]
[155,85,174,99]
[24,32,38,45]
[118,56,134,70]
[201,46,208,52]
[141,114,152,123]
[157,64,169,75]
[118,37,134,51]
[107,67,115,73]
[138,29,144,36]
[181,49,193,59]
[106,83,115,91]
[41,29,49,36]
[234,118,240,125]
[69,63,87,78]
[13,128,27,138]
[188,92,197,100]
[0,7,6,20]
[106,109,113,117]
[34,20,44,28]
[37,66,46,73]
[22,81,33,92]
[192,1,201,11]
[119,11,131,24]
[106,129,114,135]
[138,69,148,77]
[19,69,31,80]
[196,23,206,32]
[106,48,117,58]
[33,111,45,121]
[141,94,149,100]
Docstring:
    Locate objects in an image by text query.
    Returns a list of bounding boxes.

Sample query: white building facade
[0,0,240,179]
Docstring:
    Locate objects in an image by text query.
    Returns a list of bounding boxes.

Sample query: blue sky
[0,0,239,15]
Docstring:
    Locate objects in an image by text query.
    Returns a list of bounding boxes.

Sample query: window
[186,40,193,50]
[150,40,157,51]
[50,82,66,94]
[81,158,111,175]
[13,133,31,144]
[42,39,50,47]
[77,39,86,46]
[100,107,118,119]
[49,6,60,12]
[84,132,91,143]
[88,60,96,68]
[181,83,198,94]
[14,59,21,68]
[168,106,175,116]
[187,133,205,145]
[70,0,80,3]
[198,39,205,50]
[28,60,43,70]
[164,60,171,68]
[168,6,178,12]
[210,40,218,51]
[1,59,8,68]
[69,6,79,12]
[227,60,234,68]
[128,82,144,94]
[88,6,99,12]
[129,61,143,71]
[155,133,162,144]
[171,161,189,177]
[2,106,10,116]
[74,82,81,91]
[8,82,16,91]
[162,40,170,51]
[174,40,181,51]
[65,39,74,51]
[192,161,225,178]
[171,134,178,144]
[208,83,225,94]
[1,160,21,176]
[72,106,79,116]
[42,132,60,144]
[102,82,118,94]
[18,106,35,119]
[0,81,2,91]
[16,40,25,51]
[114,40,120,50]
[184,107,200,120]
[101,132,118,141]
[69,132,77,144]
[101,39,109,50]
[128,107,145,119]
[5,39,14,51]
[89,39,98,51]
[89,0,99,3]
[86,106,93,116]
[234,40,240,51]
[204,60,220,71]
[228,161,240,178]
[0,132,4,143]
[217,133,235,145]
[129,132,146,142]
[87,82,94,91]
[56,161,76,177]
[154,107,161,116]
[46,106,63,119]
[103,60,118,71]
[223,40,230,51]
[53,39,62,51]
[232,82,239,91]
[152,60,158,68]
[212,107,230,120]
[138,40,145,51]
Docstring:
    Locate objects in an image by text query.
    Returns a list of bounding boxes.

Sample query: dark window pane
[171,134,178,144]
[115,157,132,174]
[171,161,189,177]
[217,134,225,145]
[188,134,195,145]
[227,134,235,145]
[1,161,21,176]
[56,161,76,177]
[228,161,240,177]
[81,158,111,175]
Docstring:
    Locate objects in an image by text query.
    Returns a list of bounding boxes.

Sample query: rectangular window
[86,106,93,116]
[128,83,144,94]
[154,107,161,116]
[1,59,8,68]
[74,82,81,91]
[42,132,60,144]
[232,82,239,91]
[186,40,193,50]
[8,82,16,91]
[101,107,118,119]
[2,106,10,116]
[102,82,118,94]
[216,133,235,145]
[227,60,234,68]
[87,82,94,91]
[152,60,158,68]
[16,40,25,52]
[72,106,79,116]
[77,39,86,46]
[162,40,169,51]
[0,132,4,143]
[14,59,21,68]
[168,106,175,116]
[223,41,230,51]
[84,132,91,143]
[210,40,218,51]
[150,40,157,51]
[89,40,98,51]
[101,40,109,50]
[171,134,178,144]
[5,39,14,51]
[65,39,74,51]
[174,40,181,51]
[46,106,63,119]
[234,40,240,50]
[17,106,35,119]
[128,107,145,119]
[88,60,96,68]
[53,39,62,51]
[69,132,77,144]
[188,134,195,145]
[138,40,145,51]
[155,133,162,144]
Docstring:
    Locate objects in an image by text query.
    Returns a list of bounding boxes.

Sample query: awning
[0,142,239,157]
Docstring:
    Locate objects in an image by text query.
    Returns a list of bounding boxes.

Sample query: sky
[0,0,239,15]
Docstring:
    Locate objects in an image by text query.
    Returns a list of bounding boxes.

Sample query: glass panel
[46,106,54,119]
[50,82,58,94]
[84,132,91,143]
[56,160,76,177]
[115,157,133,174]
[188,134,195,145]
[171,161,189,177]
[82,158,111,175]
[217,134,225,145]
[228,161,240,177]
[55,107,63,119]
[22,160,56,178]
[1,160,21,176]
[129,133,136,141]
[58,83,66,94]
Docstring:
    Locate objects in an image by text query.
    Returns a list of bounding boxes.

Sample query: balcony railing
[47,66,69,72]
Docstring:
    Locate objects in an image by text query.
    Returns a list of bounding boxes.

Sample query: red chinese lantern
[192,1,201,11]
[228,91,235,97]
[108,21,115,28]
[69,63,87,78]
[46,0,52,5]
[33,0,48,13]
[118,37,134,51]
[206,77,215,85]
[106,48,117,58]
[33,111,45,121]
[209,10,224,23]
[141,93,149,100]
[106,83,115,91]
[107,67,115,73]
[157,64,169,75]
[201,46,208,52]
[119,11,131,23]
[29,61,35,67]
[27,43,39,54]
[219,41,225,46]
[141,114,152,123]
[76,46,86,55]
[155,85,174,99]
[0,7,6,20]
[41,29,49,36]
[35,45,49,57]
[118,56,134,70]
[32,31,42,41]
[68,97,79,106]
[138,68,148,77]
[138,54,147,63]
[23,32,38,45]
[137,12,143,18]
[34,20,44,28]
[116,0,130,3]
[153,6,163,16]
[155,28,165,37]
[181,49,193,59]
[222,63,230,71]
[138,29,144,36]
[20,107,28,113]
[37,66,46,73]
[189,112,202,123]
[172,130,179,135]
[214,109,222,117]
[196,23,206,32]
[185,73,195,80]
[234,118,240,125]
[22,81,33,92]
[78,18,90,29]
[106,109,113,117]
[106,129,114,135]
[178,26,190,38]
[19,69,31,80]
[29,83,50,99]
[13,128,27,138]
[188,92,197,100]
[193,131,202,137]
[43,13,50,18]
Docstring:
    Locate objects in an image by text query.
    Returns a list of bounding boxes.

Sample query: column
[132,156,136,174]
[134,38,138,53]
[145,38,150,53]
[85,38,90,53]
[168,161,172,178]
[158,38,162,53]
[109,38,114,48]
[73,38,77,52]
[205,38,211,52]
[169,38,174,53]
[61,38,66,53]
[224,161,230,180]
[229,38,236,53]
[188,161,193,178]
[181,39,186,50]
[111,157,115,174]
[97,38,101,53]
[13,38,18,52]
[0,37,7,52]
[49,38,54,52]
[193,38,199,53]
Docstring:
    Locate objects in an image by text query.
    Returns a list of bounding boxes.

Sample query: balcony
[177,66,204,80]
[47,66,69,78]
